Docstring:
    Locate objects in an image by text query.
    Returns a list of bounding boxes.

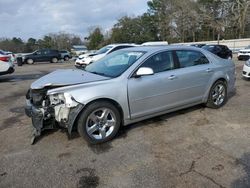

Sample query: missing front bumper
[25,100,84,144]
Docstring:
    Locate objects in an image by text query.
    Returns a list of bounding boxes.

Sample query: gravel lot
[0,59,249,188]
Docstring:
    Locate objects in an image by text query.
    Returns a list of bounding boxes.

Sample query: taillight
[0,56,9,62]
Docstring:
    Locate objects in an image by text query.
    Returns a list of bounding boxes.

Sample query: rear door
[173,50,213,103]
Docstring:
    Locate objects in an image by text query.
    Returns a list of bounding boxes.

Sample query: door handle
[206,68,214,73]
[168,75,177,80]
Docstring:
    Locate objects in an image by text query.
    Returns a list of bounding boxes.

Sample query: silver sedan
[25,46,236,144]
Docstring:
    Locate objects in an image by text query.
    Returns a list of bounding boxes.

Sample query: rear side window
[221,45,229,50]
[141,51,175,73]
[176,50,209,68]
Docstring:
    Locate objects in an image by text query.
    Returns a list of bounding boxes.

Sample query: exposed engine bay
[25,87,83,144]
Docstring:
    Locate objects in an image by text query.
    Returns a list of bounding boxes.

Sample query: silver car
[25,46,235,144]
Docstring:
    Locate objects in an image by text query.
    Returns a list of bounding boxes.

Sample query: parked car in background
[5,51,16,63]
[71,45,88,56]
[0,50,15,75]
[202,45,232,59]
[237,45,250,61]
[190,44,206,48]
[23,49,61,64]
[75,44,138,67]
[141,41,168,46]
[75,51,96,66]
[60,50,72,61]
[26,46,235,144]
[242,60,250,79]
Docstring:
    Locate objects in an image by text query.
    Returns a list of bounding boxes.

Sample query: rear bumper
[0,66,15,76]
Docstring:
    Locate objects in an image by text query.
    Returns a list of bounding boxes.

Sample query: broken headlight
[49,93,65,106]
[49,93,78,107]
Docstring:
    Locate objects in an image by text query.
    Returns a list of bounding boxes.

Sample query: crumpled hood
[31,69,109,89]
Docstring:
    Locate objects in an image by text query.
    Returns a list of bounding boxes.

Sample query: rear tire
[51,57,58,63]
[64,56,69,61]
[77,101,121,144]
[206,80,227,109]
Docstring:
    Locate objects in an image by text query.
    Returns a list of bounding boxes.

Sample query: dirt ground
[0,59,249,188]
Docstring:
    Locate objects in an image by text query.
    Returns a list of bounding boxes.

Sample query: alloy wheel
[85,108,116,140]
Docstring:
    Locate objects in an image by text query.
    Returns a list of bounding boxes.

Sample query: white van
[141,41,168,46]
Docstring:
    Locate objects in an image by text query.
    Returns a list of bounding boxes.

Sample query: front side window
[141,51,174,73]
[35,50,42,55]
[85,50,145,77]
[176,50,209,68]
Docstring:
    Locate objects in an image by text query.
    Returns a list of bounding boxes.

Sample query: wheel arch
[203,76,228,103]
[70,98,124,134]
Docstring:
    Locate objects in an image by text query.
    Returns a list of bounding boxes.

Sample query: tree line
[87,0,250,49]
[0,33,83,53]
[0,0,249,52]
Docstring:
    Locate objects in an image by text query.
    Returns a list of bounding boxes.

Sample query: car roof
[119,45,204,53]
[107,43,138,48]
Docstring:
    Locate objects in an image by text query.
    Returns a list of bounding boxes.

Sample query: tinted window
[36,50,43,55]
[221,45,229,50]
[141,51,174,73]
[176,50,209,68]
[60,50,68,53]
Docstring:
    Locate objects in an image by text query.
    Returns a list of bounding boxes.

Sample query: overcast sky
[0,0,148,40]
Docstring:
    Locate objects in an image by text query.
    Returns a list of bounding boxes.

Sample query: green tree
[110,13,159,44]
[25,38,37,52]
[86,27,104,50]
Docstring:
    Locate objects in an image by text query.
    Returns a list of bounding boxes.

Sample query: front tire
[26,58,34,64]
[206,80,227,109]
[77,101,121,144]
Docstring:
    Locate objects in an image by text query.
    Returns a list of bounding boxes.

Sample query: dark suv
[23,49,61,64]
[202,45,232,59]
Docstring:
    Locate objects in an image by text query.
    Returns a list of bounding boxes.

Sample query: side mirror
[135,67,154,77]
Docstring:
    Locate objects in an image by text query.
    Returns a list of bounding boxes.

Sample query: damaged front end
[25,88,84,144]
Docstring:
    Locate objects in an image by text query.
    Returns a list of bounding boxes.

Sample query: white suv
[238,46,250,61]
[75,44,138,67]
[0,50,15,76]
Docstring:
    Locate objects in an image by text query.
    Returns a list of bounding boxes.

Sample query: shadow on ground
[231,152,250,188]
[0,72,48,83]
[116,104,205,139]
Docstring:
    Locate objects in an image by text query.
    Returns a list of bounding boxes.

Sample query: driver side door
[127,50,181,119]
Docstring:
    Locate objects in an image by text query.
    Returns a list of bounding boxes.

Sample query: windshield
[95,45,113,55]
[245,46,250,49]
[85,50,145,78]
